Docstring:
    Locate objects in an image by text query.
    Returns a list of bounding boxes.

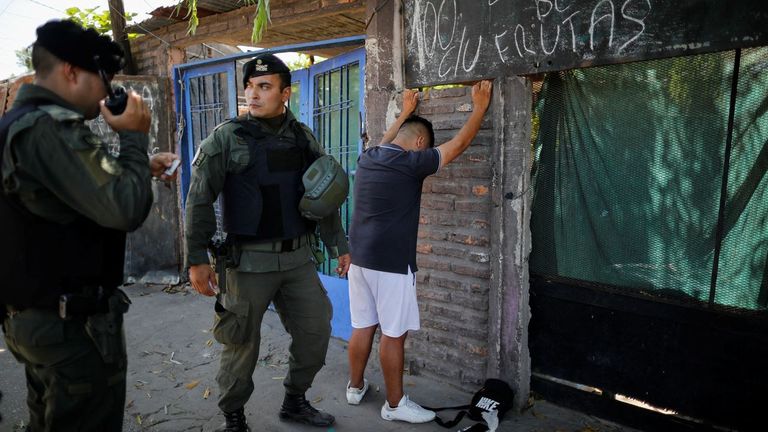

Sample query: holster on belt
[209,238,233,295]
[84,289,131,365]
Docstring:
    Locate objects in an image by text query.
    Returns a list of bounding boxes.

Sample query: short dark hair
[400,115,435,148]
[277,72,291,91]
[31,43,60,78]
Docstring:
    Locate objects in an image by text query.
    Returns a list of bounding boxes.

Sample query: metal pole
[709,48,742,306]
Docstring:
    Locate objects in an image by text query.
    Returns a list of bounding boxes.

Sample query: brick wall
[407,86,495,387]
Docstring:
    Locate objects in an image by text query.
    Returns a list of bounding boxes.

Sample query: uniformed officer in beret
[185,53,351,430]
[0,19,177,431]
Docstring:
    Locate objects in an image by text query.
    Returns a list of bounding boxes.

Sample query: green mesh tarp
[531,48,768,311]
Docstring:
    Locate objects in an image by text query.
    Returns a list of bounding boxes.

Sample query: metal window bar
[189,73,228,241]
[312,63,358,276]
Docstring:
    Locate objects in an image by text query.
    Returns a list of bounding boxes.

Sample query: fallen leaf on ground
[312,396,323,403]
[136,415,142,425]
[206,339,213,347]
[185,380,200,390]
[203,387,211,399]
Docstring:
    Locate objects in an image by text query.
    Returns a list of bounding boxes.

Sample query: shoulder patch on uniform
[38,104,83,122]
[192,148,207,167]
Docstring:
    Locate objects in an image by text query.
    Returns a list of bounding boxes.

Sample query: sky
[0,0,169,79]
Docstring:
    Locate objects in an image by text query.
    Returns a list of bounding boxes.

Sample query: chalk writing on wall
[87,79,162,155]
[405,0,768,87]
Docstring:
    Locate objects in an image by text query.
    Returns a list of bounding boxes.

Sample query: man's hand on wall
[472,80,493,114]
[402,89,419,116]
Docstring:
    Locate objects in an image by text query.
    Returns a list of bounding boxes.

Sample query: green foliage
[14,46,33,72]
[284,54,314,71]
[179,0,271,43]
[64,6,139,39]
[251,0,271,44]
[177,0,198,35]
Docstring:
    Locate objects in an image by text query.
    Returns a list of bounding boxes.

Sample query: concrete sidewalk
[1,284,635,432]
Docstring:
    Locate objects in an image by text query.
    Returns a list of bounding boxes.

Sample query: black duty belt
[240,234,311,253]
[5,291,110,320]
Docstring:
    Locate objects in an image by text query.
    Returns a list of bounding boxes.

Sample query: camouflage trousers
[214,261,333,412]
[2,294,128,432]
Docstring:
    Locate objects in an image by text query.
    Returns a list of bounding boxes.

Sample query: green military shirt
[1,84,152,230]
[185,109,349,271]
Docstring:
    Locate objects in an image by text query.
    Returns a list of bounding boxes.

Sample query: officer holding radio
[0,20,177,432]
[185,53,350,431]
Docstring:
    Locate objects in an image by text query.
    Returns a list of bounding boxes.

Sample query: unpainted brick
[420,318,452,332]
[448,232,490,247]
[421,195,455,210]
[417,228,447,241]
[426,304,465,321]
[429,273,466,291]
[455,198,491,213]
[417,287,452,303]
[416,255,451,272]
[452,262,491,279]
[417,104,455,115]
[472,185,489,196]
[428,87,469,98]
[451,290,489,312]
[431,243,485,260]
[416,243,433,254]
[415,272,429,284]
[442,165,492,179]
[430,180,472,196]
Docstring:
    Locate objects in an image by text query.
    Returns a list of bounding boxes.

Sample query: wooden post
[108,0,136,74]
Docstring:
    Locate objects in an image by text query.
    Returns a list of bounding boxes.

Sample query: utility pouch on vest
[85,289,130,365]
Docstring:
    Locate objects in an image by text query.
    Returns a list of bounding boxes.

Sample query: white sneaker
[346,379,369,405]
[380,394,436,423]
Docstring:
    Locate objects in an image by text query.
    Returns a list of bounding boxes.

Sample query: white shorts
[348,264,421,337]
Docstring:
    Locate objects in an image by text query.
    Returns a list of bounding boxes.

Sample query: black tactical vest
[0,105,126,308]
[222,118,318,241]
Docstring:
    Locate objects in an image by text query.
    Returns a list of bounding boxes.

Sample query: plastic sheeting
[531,48,768,311]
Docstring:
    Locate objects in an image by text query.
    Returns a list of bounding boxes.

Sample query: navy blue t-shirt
[349,144,441,274]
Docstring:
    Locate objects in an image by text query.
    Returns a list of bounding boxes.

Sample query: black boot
[279,393,335,427]
[214,407,250,432]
